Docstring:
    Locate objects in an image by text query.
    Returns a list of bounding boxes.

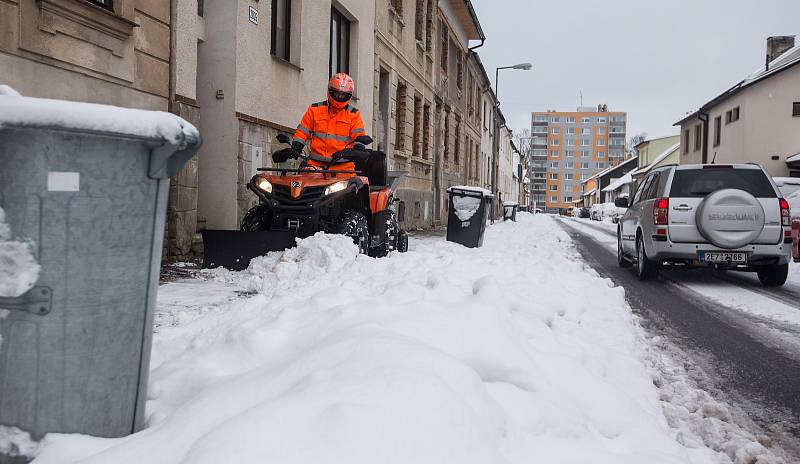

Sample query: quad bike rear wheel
[396,229,409,253]
[370,210,399,258]
[337,210,369,255]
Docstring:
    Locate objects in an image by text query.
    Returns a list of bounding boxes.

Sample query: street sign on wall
[248,6,258,24]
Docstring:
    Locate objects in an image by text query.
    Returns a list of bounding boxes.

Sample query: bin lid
[447,185,494,197]
[0,92,199,146]
[503,201,519,206]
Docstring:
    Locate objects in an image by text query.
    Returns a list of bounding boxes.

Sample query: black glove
[354,143,366,151]
[272,148,293,163]
[291,141,305,153]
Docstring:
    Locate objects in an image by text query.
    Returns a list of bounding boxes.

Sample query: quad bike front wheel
[337,210,370,255]
[240,205,271,231]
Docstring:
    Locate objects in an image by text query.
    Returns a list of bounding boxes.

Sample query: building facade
[532,105,627,212]
[195,0,376,231]
[433,0,484,223]
[373,0,438,229]
[675,36,800,177]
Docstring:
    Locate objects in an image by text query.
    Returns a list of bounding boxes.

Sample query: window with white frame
[549,173,558,180]
[551,127,560,134]
[582,139,591,146]
[550,139,560,146]
[610,150,623,158]
[550,161,559,168]
[550,116,561,123]
[566,116,575,123]
[610,115,625,122]
[596,117,607,123]
[581,128,591,135]
[567,127,575,135]
[581,117,591,123]
[550,196,558,202]
[596,162,605,169]
[566,139,575,146]
[532,126,547,134]
[596,151,605,158]
[550,150,560,157]
[566,150,574,157]
[596,127,606,135]
[609,126,624,133]
[534,115,547,122]
[581,150,590,157]
[580,174,588,180]
[564,195,573,202]
[609,138,624,147]
[533,149,547,156]
[533,137,547,144]
[566,161,574,168]
[597,139,605,146]
[564,173,574,180]
[549,185,558,191]
[581,162,590,168]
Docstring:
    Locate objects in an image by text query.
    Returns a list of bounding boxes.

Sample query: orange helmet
[328,73,354,109]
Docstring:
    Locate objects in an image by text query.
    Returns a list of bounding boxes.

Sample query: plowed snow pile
[31,215,765,463]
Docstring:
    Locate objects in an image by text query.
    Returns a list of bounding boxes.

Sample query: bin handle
[148,131,203,180]
[0,286,52,316]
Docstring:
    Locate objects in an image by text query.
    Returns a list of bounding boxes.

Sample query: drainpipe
[468,38,485,51]
[168,0,176,114]
[699,110,709,164]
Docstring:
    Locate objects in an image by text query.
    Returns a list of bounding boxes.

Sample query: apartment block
[532,105,627,211]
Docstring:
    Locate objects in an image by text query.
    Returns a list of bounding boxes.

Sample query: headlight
[324,181,349,196]
[255,178,273,193]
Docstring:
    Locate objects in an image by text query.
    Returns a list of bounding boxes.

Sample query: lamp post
[492,63,531,219]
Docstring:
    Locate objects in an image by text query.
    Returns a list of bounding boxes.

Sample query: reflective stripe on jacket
[293,101,366,162]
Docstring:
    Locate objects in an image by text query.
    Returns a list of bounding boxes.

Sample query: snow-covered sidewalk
[30,215,753,463]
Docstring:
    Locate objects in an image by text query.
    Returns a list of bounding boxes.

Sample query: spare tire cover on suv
[695,188,765,249]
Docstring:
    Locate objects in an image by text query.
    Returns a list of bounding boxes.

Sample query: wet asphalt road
[555,218,800,447]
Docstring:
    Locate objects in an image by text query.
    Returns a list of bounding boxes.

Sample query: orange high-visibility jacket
[293,101,366,170]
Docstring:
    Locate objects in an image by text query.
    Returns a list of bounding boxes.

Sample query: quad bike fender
[370,188,391,214]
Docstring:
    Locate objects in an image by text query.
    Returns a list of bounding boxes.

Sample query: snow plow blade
[200,230,299,271]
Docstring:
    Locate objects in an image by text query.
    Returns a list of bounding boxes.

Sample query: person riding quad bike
[200,74,409,270]
[275,72,366,172]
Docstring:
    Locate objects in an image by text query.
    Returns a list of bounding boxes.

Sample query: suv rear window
[669,168,777,198]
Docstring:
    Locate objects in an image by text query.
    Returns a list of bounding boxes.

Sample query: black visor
[328,89,352,103]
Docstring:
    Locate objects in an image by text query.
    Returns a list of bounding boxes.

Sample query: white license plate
[699,251,747,264]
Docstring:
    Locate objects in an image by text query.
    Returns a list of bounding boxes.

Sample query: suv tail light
[780,198,791,227]
[654,198,669,225]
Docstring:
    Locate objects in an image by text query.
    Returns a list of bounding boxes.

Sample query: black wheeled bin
[0,91,201,450]
[503,201,519,222]
[446,186,494,248]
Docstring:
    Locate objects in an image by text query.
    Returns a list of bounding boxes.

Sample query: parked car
[578,207,591,219]
[773,177,800,198]
[616,164,791,286]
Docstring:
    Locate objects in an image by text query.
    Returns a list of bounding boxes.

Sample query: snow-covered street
[25,214,787,463]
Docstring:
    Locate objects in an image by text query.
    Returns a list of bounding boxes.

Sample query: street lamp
[492,62,532,219]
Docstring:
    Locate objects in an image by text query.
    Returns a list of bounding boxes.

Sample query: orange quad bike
[201,134,409,270]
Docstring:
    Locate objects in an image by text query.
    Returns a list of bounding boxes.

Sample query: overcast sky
[470,0,800,140]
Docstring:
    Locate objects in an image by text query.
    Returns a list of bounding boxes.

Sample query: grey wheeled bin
[446,186,494,248]
[0,92,201,451]
[503,201,519,222]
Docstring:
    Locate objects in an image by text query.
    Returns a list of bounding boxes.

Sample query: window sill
[39,0,138,40]
[271,55,303,72]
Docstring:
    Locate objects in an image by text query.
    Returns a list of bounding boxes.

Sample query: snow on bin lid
[503,201,519,206]
[447,185,494,197]
[0,90,199,145]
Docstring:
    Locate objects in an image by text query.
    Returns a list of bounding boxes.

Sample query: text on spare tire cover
[708,212,760,222]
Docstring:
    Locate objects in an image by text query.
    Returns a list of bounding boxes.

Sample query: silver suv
[615,164,791,286]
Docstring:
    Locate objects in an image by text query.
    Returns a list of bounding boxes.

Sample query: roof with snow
[675,43,800,126]
[581,188,597,197]
[581,156,638,184]
[786,153,800,163]
[632,143,680,177]
[0,90,200,145]
[602,172,634,192]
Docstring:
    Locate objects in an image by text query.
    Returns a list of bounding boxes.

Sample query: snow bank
[0,207,41,298]
[33,216,730,463]
[0,92,198,145]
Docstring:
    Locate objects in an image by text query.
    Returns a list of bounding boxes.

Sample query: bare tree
[628,132,647,157]
[513,128,532,159]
